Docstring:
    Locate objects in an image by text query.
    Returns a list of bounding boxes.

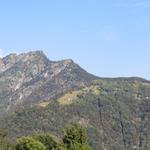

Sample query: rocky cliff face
[0,51,97,116]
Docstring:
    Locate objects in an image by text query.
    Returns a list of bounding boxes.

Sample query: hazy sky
[0,0,150,79]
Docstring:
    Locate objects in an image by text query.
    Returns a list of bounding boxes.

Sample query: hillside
[0,51,150,150]
[0,51,96,117]
[1,79,150,150]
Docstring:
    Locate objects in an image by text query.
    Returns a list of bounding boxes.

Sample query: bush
[32,134,57,150]
[15,136,45,150]
[15,124,92,150]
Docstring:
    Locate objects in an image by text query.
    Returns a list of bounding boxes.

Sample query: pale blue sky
[0,0,150,79]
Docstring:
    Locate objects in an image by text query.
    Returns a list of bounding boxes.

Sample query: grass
[37,101,51,108]
[58,91,80,105]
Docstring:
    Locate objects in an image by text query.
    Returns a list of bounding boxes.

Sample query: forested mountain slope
[1,78,150,150]
[0,51,150,150]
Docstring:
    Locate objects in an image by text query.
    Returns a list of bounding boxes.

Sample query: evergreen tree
[63,124,92,150]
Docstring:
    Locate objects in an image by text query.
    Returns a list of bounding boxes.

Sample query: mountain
[0,51,97,117]
[0,51,150,150]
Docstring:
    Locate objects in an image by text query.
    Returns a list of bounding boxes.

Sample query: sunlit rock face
[0,51,97,116]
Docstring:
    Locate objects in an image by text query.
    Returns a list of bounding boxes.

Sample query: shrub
[15,136,45,150]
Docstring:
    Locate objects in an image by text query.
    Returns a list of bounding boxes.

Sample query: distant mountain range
[0,51,150,150]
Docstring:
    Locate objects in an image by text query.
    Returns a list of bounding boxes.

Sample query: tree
[63,123,92,150]
[15,124,92,150]
[32,134,57,150]
[15,136,45,150]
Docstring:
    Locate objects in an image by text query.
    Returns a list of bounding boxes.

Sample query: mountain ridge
[0,51,150,150]
[0,50,98,117]
[0,50,149,81]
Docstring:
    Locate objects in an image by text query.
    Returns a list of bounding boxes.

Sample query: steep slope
[0,51,97,117]
[0,51,150,150]
[1,78,150,150]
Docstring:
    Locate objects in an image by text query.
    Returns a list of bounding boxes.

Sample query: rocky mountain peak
[0,51,50,73]
[2,53,17,65]
[0,51,97,115]
[18,50,46,58]
[2,50,47,62]
[62,59,74,65]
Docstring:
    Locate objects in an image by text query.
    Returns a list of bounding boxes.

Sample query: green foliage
[70,143,92,150]
[0,123,93,150]
[32,134,57,150]
[52,144,66,150]
[15,136,45,150]
[2,79,150,150]
[63,124,87,147]
[63,124,92,150]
